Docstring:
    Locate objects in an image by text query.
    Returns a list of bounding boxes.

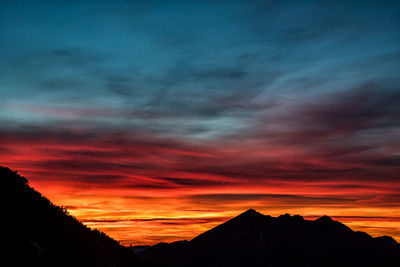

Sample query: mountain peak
[138,209,400,267]
[242,208,259,215]
[236,209,266,220]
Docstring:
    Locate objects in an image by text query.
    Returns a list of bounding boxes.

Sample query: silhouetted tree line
[1,166,140,267]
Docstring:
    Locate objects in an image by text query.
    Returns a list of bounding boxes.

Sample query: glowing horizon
[1,0,399,246]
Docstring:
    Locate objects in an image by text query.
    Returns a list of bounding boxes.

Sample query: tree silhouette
[1,166,140,267]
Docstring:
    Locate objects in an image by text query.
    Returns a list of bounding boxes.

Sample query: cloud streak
[1,0,400,245]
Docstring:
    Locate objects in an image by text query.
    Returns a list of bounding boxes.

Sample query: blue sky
[1,0,399,139]
[1,0,400,245]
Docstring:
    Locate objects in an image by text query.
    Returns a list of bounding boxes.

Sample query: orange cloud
[1,128,399,245]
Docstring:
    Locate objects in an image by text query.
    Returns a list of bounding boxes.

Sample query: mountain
[137,209,400,267]
[3,164,399,267]
[1,166,140,267]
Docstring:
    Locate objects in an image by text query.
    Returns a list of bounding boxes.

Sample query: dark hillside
[1,166,140,267]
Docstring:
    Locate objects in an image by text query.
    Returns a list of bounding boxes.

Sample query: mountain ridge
[2,165,399,267]
[138,209,400,267]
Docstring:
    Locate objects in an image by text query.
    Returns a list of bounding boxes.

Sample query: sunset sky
[1,0,400,245]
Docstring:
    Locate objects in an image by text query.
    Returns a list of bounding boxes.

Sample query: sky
[1,0,400,245]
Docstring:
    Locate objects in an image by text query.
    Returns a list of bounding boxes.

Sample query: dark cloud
[371,156,400,167]
[81,216,229,226]
[1,0,400,244]
[300,83,400,134]
[188,194,357,203]
[157,177,228,187]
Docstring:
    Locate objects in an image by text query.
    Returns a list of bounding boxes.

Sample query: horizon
[1,0,399,246]
[4,166,399,247]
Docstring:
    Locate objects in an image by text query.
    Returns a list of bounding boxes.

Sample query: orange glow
[23,178,400,245]
[1,132,399,245]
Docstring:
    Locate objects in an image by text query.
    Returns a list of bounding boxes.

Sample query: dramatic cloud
[1,0,399,244]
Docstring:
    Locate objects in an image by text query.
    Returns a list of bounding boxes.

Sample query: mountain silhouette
[1,166,140,267]
[3,164,399,267]
[137,209,400,267]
